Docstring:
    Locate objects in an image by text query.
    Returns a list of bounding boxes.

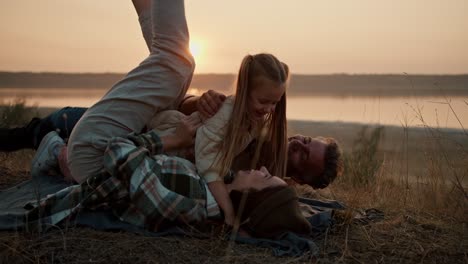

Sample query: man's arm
[104,114,200,174]
[159,114,201,152]
[178,90,226,119]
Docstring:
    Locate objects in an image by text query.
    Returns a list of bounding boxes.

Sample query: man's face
[287,135,327,186]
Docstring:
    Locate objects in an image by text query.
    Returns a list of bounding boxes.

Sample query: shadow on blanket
[0,174,348,257]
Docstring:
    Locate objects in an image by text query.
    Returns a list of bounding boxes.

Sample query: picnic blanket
[0,173,347,257]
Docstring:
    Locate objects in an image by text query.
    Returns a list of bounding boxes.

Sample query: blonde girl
[195,53,289,226]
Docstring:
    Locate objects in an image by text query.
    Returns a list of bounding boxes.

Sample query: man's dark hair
[310,137,344,189]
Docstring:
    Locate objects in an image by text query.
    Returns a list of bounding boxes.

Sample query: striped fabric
[24,131,220,232]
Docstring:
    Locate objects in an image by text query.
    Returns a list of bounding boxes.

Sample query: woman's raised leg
[67,0,195,183]
[132,0,152,52]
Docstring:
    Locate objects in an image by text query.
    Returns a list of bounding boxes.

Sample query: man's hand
[197,90,226,120]
[161,113,201,152]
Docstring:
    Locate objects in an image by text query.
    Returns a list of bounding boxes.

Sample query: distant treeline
[1,71,467,96]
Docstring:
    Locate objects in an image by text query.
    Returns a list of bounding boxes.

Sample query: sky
[0,0,467,74]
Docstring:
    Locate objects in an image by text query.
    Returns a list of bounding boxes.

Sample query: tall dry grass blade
[0,241,36,263]
[0,98,39,127]
[343,126,384,187]
[444,97,467,135]
[339,225,350,262]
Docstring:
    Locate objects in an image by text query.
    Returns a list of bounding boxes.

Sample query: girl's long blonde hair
[215,53,289,179]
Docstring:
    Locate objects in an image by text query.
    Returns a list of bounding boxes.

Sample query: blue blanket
[0,174,346,257]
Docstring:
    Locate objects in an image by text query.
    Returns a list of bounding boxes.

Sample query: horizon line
[1,70,468,76]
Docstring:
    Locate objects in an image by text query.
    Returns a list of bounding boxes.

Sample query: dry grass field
[0,103,466,263]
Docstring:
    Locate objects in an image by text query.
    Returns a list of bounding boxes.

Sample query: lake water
[1,87,467,129]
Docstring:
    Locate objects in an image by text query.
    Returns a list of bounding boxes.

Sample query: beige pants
[67,0,195,183]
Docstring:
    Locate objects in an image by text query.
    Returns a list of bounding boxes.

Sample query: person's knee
[151,39,195,69]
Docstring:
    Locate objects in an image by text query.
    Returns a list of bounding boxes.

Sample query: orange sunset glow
[0,0,467,74]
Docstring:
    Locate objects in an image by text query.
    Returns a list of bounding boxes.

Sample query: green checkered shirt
[24,131,220,231]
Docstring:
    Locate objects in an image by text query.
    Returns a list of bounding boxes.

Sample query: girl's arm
[207,181,235,226]
[195,97,236,225]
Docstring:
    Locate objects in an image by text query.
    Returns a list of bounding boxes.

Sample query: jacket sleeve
[103,131,164,179]
[195,97,234,183]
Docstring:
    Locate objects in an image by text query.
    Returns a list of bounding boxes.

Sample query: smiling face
[227,166,287,193]
[248,76,285,121]
[287,135,328,187]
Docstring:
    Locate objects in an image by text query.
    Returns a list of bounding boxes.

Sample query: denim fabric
[0,107,86,151]
[34,107,87,147]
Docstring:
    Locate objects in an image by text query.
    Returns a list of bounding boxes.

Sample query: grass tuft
[342,125,384,187]
[0,98,39,128]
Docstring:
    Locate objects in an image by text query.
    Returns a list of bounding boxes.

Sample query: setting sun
[189,40,202,62]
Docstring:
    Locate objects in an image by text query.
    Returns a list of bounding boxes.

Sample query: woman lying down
[26,114,311,239]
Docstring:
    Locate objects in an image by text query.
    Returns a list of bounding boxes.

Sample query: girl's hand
[173,113,202,148]
[197,90,226,120]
